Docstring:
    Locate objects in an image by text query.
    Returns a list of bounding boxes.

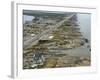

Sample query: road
[24,14,76,49]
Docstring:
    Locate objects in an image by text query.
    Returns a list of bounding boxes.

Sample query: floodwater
[66,13,91,57]
[77,13,91,41]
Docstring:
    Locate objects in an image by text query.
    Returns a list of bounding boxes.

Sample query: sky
[23,15,35,23]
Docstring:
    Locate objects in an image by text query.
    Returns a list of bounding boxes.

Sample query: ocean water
[67,13,91,57]
[77,13,91,41]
